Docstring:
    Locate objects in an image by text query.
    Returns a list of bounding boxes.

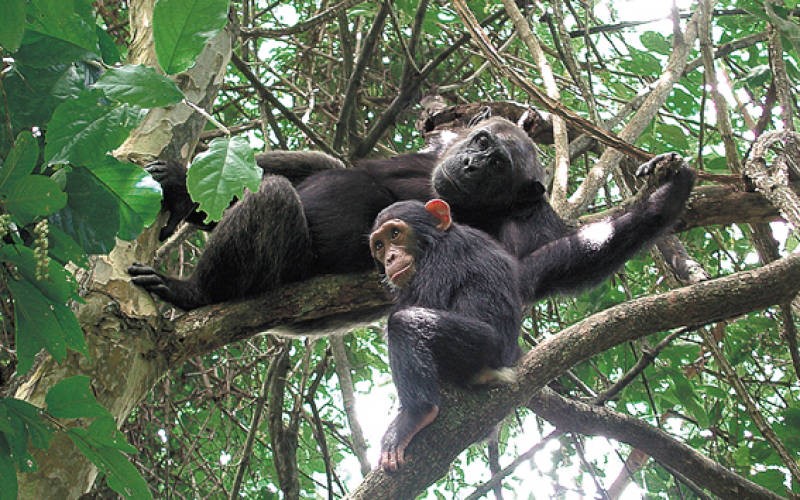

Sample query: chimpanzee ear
[424,199,452,231]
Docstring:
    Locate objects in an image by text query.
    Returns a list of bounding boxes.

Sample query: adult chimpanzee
[371,153,694,471]
[129,115,694,309]
[370,198,520,472]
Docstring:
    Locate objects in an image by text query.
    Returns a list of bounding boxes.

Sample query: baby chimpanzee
[370,199,521,472]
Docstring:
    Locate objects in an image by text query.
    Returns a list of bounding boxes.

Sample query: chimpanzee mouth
[390,264,413,284]
[437,167,467,195]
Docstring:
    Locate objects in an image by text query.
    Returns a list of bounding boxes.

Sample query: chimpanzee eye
[374,241,383,251]
[391,228,400,239]
[475,133,491,151]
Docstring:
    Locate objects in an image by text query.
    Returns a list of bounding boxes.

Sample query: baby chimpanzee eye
[391,228,400,239]
[374,241,384,251]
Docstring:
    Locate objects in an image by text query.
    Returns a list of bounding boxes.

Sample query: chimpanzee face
[370,219,417,288]
[431,117,544,213]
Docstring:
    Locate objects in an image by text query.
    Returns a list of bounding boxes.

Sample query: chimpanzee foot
[127,263,172,297]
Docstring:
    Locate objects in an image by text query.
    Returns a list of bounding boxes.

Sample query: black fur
[129,117,694,310]
[371,201,521,471]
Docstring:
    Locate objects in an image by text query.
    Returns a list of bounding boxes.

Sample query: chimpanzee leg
[379,307,509,471]
[129,175,312,309]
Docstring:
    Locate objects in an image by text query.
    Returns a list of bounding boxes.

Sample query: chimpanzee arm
[254,150,345,183]
[380,307,511,472]
[520,153,695,302]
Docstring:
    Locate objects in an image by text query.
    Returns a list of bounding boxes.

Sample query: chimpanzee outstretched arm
[519,153,696,302]
[380,306,511,472]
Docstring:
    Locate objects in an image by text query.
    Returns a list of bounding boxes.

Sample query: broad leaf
[3,175,67,225]
[0,0,25,52]
[0,131,38,190]
[68,418,152,499]
[1,398,53,470]
[27,0,98,54]
[50,166,120,254]
[46,376,112,420]
[0,435,19,500]
[186,136,261,222]
[153,0,231,74]
[94,65,184,108]
[90,156,163,240]
[45,90,144,167]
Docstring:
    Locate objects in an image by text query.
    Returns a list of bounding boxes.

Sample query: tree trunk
[14,1,233,495]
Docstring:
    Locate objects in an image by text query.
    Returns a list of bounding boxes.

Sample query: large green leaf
[47,224,89,267]
[68,417,152,499]
[5,272,86,373]
[2,175,67,225]
[0,131,38,190]
[153,0,231,74]
[50,166,120,254]
[90,156,163,240]
[13,33,95,68]
[26,0,98,54]
[1,398,53,471]
[186,136,261,222]
[0,434,19,500]
[46,376,112,420]
[0,0,25,52]
[45,90,144,167]
[94,65,184,108]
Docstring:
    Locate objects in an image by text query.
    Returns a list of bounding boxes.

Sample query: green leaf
[68,418,152,499]
[50,166,120,254]
[96,25,122,65]
[640,31,671,55]
[0,0,26,52]
[84,416,136,454]
[48,225,89,267]
[2,175,67,225]
[46,376,111,420]
[0,245,86,374]
[186,136,261,222]
[153,0,231,74]
[7,277,67,373]
[3,399,52,452]
[0,244,79,304]
[27,0,99,54]
[94,65,184,108]
[0,435,19,500]
[13,32,94,68]
[90,156,163,240]
[0,131,39,190]
[45,90,144,167]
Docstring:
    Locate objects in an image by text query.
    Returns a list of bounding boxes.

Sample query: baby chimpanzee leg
[380,307,509,471]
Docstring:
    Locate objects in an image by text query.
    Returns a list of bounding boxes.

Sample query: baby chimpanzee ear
[424,199,452,231]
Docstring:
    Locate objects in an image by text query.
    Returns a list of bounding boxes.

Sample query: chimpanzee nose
[462,156,475,173]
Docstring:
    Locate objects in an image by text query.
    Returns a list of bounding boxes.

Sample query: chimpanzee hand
[145,159,186,188]
[635,152,690,185]
[633,152,696,222]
